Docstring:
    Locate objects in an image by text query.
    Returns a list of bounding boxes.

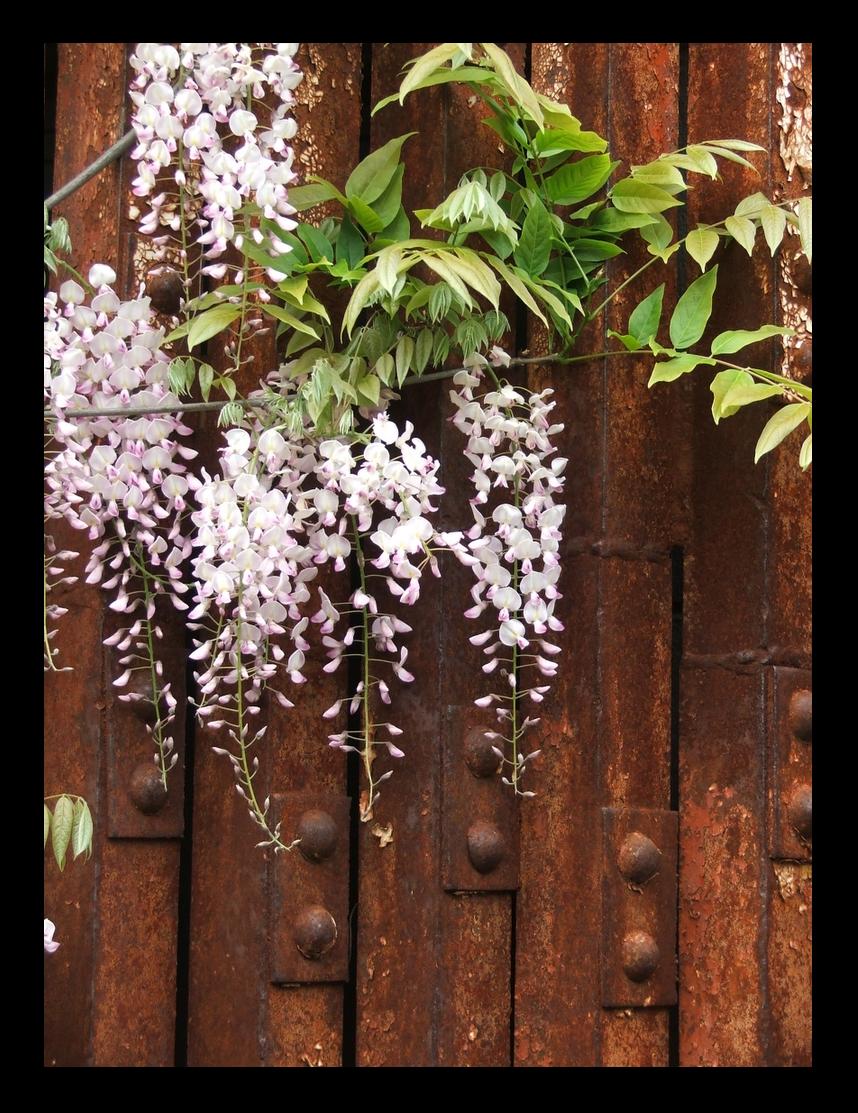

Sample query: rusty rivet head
[293,905,337,960]
[617,832,662,885]
[145,266,184,316]
[466,820,506,874]
[464,728,502,779]
[296,808,338,863]
[787,784,812,842]
[128,762,168,815]
[788,689,812,743]
[621,930,660,983]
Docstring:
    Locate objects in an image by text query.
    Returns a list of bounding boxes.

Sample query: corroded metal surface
[767,668,812,862]
[601,808,678,1007]
[269,794,351,983]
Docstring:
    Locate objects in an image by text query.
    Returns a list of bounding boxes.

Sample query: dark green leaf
[479,228,515,259]
[514,200,552,276]
[669,265,718,350]
[336,215,366,268]
[289,180,347,211]
[345,132,415,204]
[545,154,614,205]
[592,210,658,233]
[297,224,334,263]
[370,164,405,229]
[52,796,74,872]
[348,196,386,235]
[628,283,665,346]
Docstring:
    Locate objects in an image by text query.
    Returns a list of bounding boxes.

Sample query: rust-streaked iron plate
[767,668,812,862]
[269,792,350,984]
[601,807,678,1007]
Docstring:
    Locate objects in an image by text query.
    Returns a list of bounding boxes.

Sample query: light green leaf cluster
[45,795,93,871]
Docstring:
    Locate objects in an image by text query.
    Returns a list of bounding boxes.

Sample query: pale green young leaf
[686,227,720,272]
[44,804,51,849]
[707,139,767,152]
[710,369,753,423]
[754,402,812,464]
[725,215,757,255]
[516,271,574,331]
[219,376,237,401]
[684,145,720,178]
[373,66,493,114]
[374,353,395,387]
[164,320,192,344]
[480,42,545,130]
[377,247,404,296]
[533,127,607,156]
[592,210,658,233]
[72,799,94,861]
[52,796,74,872]
[421,256,474,309]
[611,179,684,214]
[685,230,724,272]
[399,44,465,103]
[607,330,644,352]
[198,362,214,401]
[648,354,716,386]
[734,192,769,218]
[698,144,758,172]
[710,325,792,356]
[486,256,549,326]
[278,275,309,303]
[546,155,614,205]
[187,304,241,351]
[761,204,787,256]
[628,283,666,346]
[797,197,812,264]
[344,270,381,335]
[448,248,502,307]
[639,213,674,251]
[263,305,321,339]
[669,266,719,350]
[348,196,386,235]
[346,133,415,204]
[799,433,812,470]
[631,160,687,191]
[721,382,783,408]
[514,200,552,276]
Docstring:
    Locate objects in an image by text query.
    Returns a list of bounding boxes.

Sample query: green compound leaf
[669,266,718,350]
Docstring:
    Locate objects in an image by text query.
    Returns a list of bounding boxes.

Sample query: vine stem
[134,544,169,788]
[350,515,377,820]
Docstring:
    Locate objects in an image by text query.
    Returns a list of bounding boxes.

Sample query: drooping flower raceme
[44,268,195,784]
[128,42,303,276]
[450,356,567,795]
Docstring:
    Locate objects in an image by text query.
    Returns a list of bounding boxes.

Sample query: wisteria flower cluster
[44,268,195,784]
[450,356,567,794]
[129,42,303,276]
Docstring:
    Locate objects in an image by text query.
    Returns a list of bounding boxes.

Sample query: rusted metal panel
[767,859,812,1066]
[684,43,774,657]
[516,42,610,1067]
[601,807,678,1007]
[604,43,688,551]
[767,668,811,862]
[678,665,767,1066]
[45,42,126,1069]
[269,793,351,983]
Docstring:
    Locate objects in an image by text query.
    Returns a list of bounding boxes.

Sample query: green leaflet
[710,325,792,356]
[754,402,812,464]
[669,266,719,350]
[514,200,552,276]
[710,369,752,423]
[345,133,415,204]
[685,228,719,273]
[545,155,614,206]
[648,353,716,386]
[187,304,241,350]
[628,284,666,346]
[51,796,74,872]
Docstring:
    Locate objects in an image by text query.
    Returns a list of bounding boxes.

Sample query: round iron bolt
[293,905,337,960]
[621,930,660,983]
[464,729,502,779]
[617,832,662,885]
[466,820,506,874]
[145,266,184,316]
[787,783,812,842]
[128,762,168,815]
[296,808,338,863]
[788,689,812,743]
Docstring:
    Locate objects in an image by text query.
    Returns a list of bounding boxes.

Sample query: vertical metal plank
[44,43,126,1067]
[766,43,812,1066]
[355,42,447,1067]
[516,43,609,1066]
[185,42,359,1067]
[680,42,775,1067]
[599,43,681,1066]
[435,44,524,1065]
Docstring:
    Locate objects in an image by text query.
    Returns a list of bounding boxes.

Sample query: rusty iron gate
[44,42,812,1067]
